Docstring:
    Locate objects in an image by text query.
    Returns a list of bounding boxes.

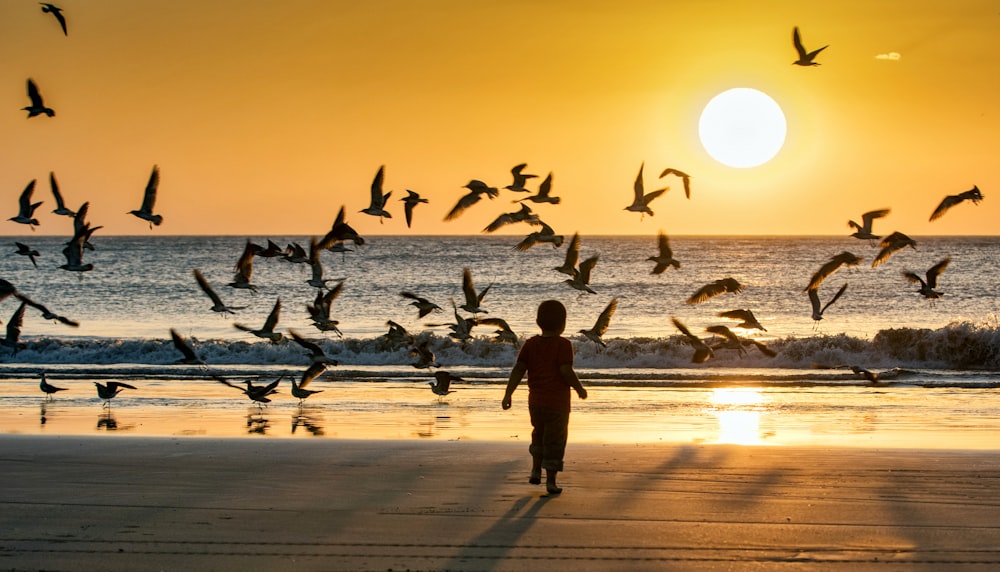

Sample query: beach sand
[2,435,998,571]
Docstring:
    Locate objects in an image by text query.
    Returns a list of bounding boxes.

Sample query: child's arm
[560,364,588,400]
[501,361,527,410]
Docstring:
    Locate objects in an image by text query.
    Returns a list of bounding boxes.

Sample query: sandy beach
[2,435,998,571]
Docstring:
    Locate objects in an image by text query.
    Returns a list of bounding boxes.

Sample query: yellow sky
[1,0,997,237]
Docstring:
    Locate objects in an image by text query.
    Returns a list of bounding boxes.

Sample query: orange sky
[1,0,997,237]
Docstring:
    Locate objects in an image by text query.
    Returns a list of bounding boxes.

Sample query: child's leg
[528,409,544,484]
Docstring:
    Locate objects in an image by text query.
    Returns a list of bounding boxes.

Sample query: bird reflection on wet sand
[291,404,325,436]
[415,414,453,438]
[247,409,270,434]
[97,410,133,431]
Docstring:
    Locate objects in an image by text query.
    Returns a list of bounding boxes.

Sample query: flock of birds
[6,12,990,410]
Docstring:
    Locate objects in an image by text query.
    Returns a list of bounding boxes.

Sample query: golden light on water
[708,388,768,445]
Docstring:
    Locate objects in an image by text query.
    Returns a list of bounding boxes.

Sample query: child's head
[536,299,567,334]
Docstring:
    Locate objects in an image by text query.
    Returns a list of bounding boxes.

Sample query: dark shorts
[529,405,569,472]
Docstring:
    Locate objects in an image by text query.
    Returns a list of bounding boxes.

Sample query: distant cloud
[875,52,902,61]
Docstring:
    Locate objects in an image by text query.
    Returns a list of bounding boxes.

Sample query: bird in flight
[14,242,40,268]
[40,3,67,35]
[1,302,28,355]
[193,269,246,315]
[16,293,79,327]
[289,330,340,365]
[49,172,76,217]
[579,298,618,347]
[902,257,950,299]
[483,203,541,233]
[23,79,55,118]
[515,172,560,204]
[215,376,281,408]
[553,232,581,277]
[9,180,43,230]
[228,240,258,292]
[648,231,680,274]
[505,163,538,193]
[170,328,205,365]
[872,231,916,268]
[792,26,827,66]
[460,267,491,316]
[671,317,714,364]
[686,278,745,304]
[929,186,984,221]
[625,162,668,219]
[400,291,442,319]
[445,180,499,221]
[291,363,326,404]
[429,371,461,399]
[564,255,599,295]
[234,298,284,343]
[59,224,95,272]
[321,206,365,246]
[95,381,137,407]
[360,165,392,222]
[514,221,564,250]
[717,309,766,331]
[306,281,344,335]
[659,167,692,199]
[400,190,428,228]
[128,165,163,228]
[848,208,890,242]
[808,282,848,322]
[707,325,777,358]
[805,251,863,291]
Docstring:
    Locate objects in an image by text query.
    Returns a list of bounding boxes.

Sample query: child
[502,299,587,494]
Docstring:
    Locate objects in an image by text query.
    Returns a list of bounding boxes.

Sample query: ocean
[2,234,999,446]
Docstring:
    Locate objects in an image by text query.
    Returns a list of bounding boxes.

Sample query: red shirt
[517,335,575,412]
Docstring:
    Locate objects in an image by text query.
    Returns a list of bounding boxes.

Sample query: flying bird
[193,269,246,315]
[49,172,76,217]
[872,231,916,268]
[717,309,766,331]
[214,375,280,407]
[515,172,560,204]
[505,163,538,193]
[290,363,326,403]
[306,281,344,335]
[95,382,137,406]
[792,26,828,66]
[1,302,28,355]
[9,179,43,229]
[553,232,581,276]
[848,208,890,242]
[707,325,777,358]
[16,293,79,327]
[321,206,365,246]
[360,165,392,222]
[128,165,163,228]
[579,298,617,347]
[671,317,714,364]
[72,202,101,251]
[14,242,39,267]
[289,330,340,365]
[39,372,67,399]
[902,257,950,299]
[400,190,428,228]
[40,3,67,35]
[444,180,499,221]
[472,316,518,344]
[648,231,680,274]
[483,203,541,233]
[809,282,848,321]
[429,371,462,398]
[929,186,984,221]
[659,167,691,199]
[252,239,285,258]
[59,224,94,272]
[23,79,55,118]
[400,291,442,318]
[625,162,668,219]
[409,339,440,369]
[686,278,745,304]
[228,240,257,292]
[282,242,309,264]
[170,328,205,365]
[514,221,564,250]
[805,251,863,291]
[425,299,473,342]
[460,267,491,315]
[234,298,283,343]
[306,237,335,289]
[382,320,412,347]
[564,255,599,295]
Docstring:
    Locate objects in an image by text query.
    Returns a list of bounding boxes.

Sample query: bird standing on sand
[214,376,280,407]
[444,180,500,221]
[40,3,67,35]
[872,231,916,268]
[929,186,984,221]
[95,381,137,407]
[170,328,205,365]
[430,371,462,398]
[659,168,692,199]
[400,291,442,318]
[360,165,392,222]
[515,172,560,204]
[648,231,680,274]
[39,372,67,399]
[128,165,163,228]
[228,240,258,292]
[579,298,617,347]
[23,79,55,118]
[671,317,714,364]
[460,268,491,316]
[625,163,668,219]
[400,190,428,228]
[686,278,745,304]
[234,298,284,343]
[290,363,326,404]
[9,180,43,229]
[2,303,28,355]
[505,163,538,193]
[14,242,40,267]
[194,269,246,315]
[792,26,827,66]
[514,221,564,250]
[808,282,848,322]
[49,172,76,217]
[805,251,863,291]
[903,257,950,299]
[848,208,889,242]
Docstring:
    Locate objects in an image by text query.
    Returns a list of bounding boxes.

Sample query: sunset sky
[1,0,997,237]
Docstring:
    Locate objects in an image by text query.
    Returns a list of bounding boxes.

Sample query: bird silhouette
[49,172,76,217]
[902,257,950,299]
[39,372,67,399]
[564,255,599,295]
[290,363,326,403]
[429,371,462,398]
[515,172,560,204]
[425,299,474,342]
[460,268,491,315]
[686,278,745,304]
[72,202,101,251]
[929,186,984,221]
[872,232,916,268]
[128,165,163,228]
[306,237,336,289]
[514,221,564,250]
[706,325,776,358]
[252,239,285,258]
[505,163,538,193]
[193,269,246,315]
[659,167,691,199]
[400,291,442,318]
[59,224,94,272]
[16,293,79,326]
[306,281,344,335]
[228,240,258,292]
[289,330,340,365]
[9,179,43,229]
[805,251,863,291]
[321,206,365,246]
[792,26,827,66]
[40,3,67,35]
[409,339,440,369]
[671,317,714,364]
[23,79,55,118]
[848,208,889,242]
[648,231,680,274]
[234,298,283,343]
[579,298,617,347]
[444,180,499,221]
[400,190,428,228]
[14,242,40,268]
[483,203,541,233]
[382,320,412,347]
[1,303,28,355]
[625,163,668,219]
[717,309,766,331]
[553,232,581,276]
[360,165,392,222]
[95,381,136,407]
[808,282,848,321]
[170,328,205,365]
[215,376,280,407]
[472,316,518,344]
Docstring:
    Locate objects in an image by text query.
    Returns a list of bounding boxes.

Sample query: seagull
[306,237,336,289]
[444,179,499,221]
[505,163,538,193]
[903,257,950,299]
[59,224,94,272]
[515,172,560,204]
[409,339,440,369]
[49,172,76,217]
[929,186,984,221]
[686,277,745,304]
[579,298,617,347]
[483,203,541,233]
[214,375,280,407]
[40,3,67,35]
[14,242,39,268]
[425,299,473,342]
[282,242,309,264]
[23,79,55,118]
[193,269,246,315]
[671,317,714,364]
[289,330,340,365]
[360,165,392,222]
[306,281,344,335]
[400,291,442,318]
[0,279,17,302]
[290,363,326,404]
[625,162,668,219]
[471,316,518,344]
[805,251,863,291]
[514,221,564,250]
[400,190,428,228]
[72,202,101,251]
[94,381,136,406]
[252,239,285,258]
[872,231,916,268]
[848,365,880,384]
[429,371,462,398]
[1,303,28,355]
[39,372,67,399]
[648,231,680,274]
[128,165,163,228]
[9,179,43,229]
[659,167,691,199]
[848,208,890,242]
[717,309,766,331]
[170,328,205,365]
[564,255,599,295]
[707,325,777,358]
[234,298,283,343]
[16,293,79,327]
[808,282,848,321]
[382,320,412,347]
[553,232,581,276]
[228,240,257,292]
[460,267,491,315]
[792,26,827,66]
[321,206,365,246]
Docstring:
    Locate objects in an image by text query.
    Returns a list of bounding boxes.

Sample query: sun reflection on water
[708,388,769,445]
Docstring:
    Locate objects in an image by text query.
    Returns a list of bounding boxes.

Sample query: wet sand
[2,435,998,571]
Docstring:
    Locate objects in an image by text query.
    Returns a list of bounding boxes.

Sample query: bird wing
[141,165,159,211]
[49,172,67,210]
[461,268,478,307]
[706,325,740,344]
[108,381,137,391]
[861,208,890,229]
[657,231,673,258]
[300,362,327,388]
[925,257,950,288]
[902,271,925,286]
[807,288,822,317]
[234,241,255,281]
[290,330,324,356]
[369,165,385,206]
[687,282,723,304]
[806,258,844,291]
[170,328,199,361]
[213,376,244,392]
[561,233,581,269]
[793,27,808,59]
[537,172,553,197]
[717,309,751,322]
[18,180,37,214]
[821,282,849,314]
[578,255,599,284]
[632,163,646,203]
[193,269,225,306]
[27,79,44,107]
[671,316,698,341]
[444,189,483,221]
[592,298,618,336]
[262,298,281,331]
[6,302,26,342]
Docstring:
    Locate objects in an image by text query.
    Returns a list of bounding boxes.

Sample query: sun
[698,88,787,168]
